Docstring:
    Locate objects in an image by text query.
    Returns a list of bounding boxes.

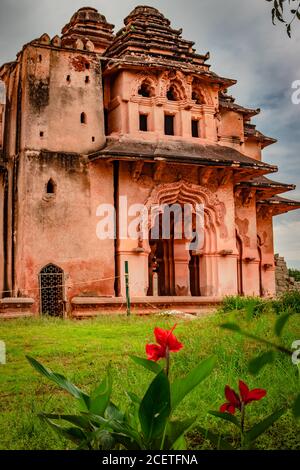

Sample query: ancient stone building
[0,6,299,317]
[275,255,300,294]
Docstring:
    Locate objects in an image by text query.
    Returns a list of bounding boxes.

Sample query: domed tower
[61,7,115,54]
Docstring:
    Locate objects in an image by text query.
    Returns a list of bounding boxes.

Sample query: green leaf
[89,428,115,450]
[40,415,87,445]
[171,356,216,411]
[39,413,92,431]
[197,426,234,450]
[293,394,300,419]
[126,391,141,405]
[165,416,197,450]
[105,402,124,422]
[26,356,90,409]
[89,368,112,415]
[172,434,187,450]
[139,370,171,443]
[275,312,293,337]
[208,410,241,429]
[130,355,162,374]
[248,351,275,375]
[221,322,241,332]
[244,408,286,445]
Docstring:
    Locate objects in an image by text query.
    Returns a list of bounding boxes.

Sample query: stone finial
[85,40,95,52]
[51,35,61,47]
[74,38,84,50]
[39,33,51,45]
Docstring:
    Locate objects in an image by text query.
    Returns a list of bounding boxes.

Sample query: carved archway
[143,181,225,296]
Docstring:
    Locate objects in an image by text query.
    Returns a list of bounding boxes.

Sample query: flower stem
[240,403,245,447]
[165,347,170,377]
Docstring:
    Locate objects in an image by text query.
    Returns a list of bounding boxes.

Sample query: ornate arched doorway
[144,181,223,297]
[39,264,64,316]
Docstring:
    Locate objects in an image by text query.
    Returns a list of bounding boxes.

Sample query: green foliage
[220,308,299,422]
[205,407,286,450]
[289,268,300,282]
[26,351,216,450]
[266,0,300,37]
[1,315,299,450]
[220,296,267,317]
[271,291,300,314]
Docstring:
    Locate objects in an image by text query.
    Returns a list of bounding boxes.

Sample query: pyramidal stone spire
[61,7,115,54]
[105,5,209,66]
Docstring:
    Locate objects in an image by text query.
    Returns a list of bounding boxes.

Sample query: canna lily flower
[220,380,266,415]
[146,324,183,362]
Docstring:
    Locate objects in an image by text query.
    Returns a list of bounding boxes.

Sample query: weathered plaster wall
[256,212,276,296]
[14,152,114,312]
[21,45,105,154]
[235,193,261,296]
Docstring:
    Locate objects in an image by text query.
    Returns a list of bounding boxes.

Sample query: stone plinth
[0,298,35,318]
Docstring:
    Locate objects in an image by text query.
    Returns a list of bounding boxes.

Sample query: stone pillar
[173,239,191,296]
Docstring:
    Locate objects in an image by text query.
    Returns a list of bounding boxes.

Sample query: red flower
[220,380,266,415]
[146,324,183,362]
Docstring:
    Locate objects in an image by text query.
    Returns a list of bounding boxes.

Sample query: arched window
[192,90,205,105]
[167,85,178,101]
[166,81,185,101]
[80,112,87,124]
[46,178,56,194]
[138,80,155,98]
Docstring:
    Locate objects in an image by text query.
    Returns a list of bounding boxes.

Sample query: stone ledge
[71,296,223,317]
[0,298,35,318]
[71,296,223,305]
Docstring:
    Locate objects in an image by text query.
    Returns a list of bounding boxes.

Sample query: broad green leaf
[165,416,197,450]
[105,402,124,422]
[244,408,286,445]
[130,355,162,374]
[208,410,241,429]
[89,428,115,450]
[89,368,112,415]
[171,356,216,411]
[139,370,171,442]
[197,426,234,450]
[111,433,142,450]
[172,434,187,451]
[40,415,87,445]
[26,356,90,409]
[275,312,293,337]
[248,351,275,375]
[84,412,142,446]
[39,413,92,431]
[126,391,141,405]
[293,394,300,419]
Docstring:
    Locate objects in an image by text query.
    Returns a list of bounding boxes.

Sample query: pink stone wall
[21,45,105,154]
[14,154,115,313]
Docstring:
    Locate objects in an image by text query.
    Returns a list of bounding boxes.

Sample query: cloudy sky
[0,0,299,267]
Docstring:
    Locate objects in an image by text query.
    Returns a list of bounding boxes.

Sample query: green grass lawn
[0,310,299,450]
